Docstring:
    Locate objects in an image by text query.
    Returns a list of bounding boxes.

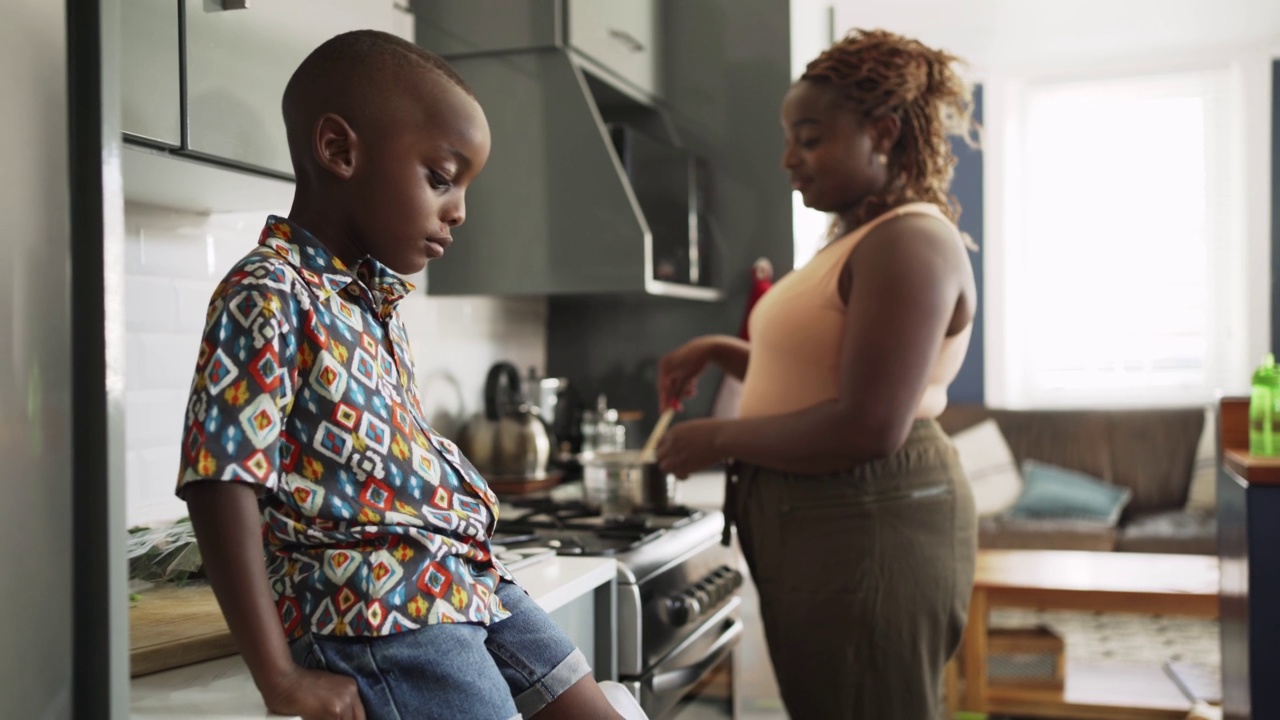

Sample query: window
[995,70,1246,407]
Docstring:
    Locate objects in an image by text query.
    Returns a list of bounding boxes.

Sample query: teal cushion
[1006,460,1132,526]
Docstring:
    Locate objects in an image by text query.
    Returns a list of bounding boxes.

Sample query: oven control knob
[695,579,716,605]
[711,577,727,601]
[668,592,700,627]
[712,569,734,597]
[714,568,737,596]
[692,584,713,610]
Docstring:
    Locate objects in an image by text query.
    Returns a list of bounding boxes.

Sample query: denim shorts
[289,580,591,720]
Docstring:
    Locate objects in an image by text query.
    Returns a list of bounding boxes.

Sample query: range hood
[427,50,721,301]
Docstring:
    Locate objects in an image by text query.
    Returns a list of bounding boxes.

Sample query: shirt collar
[258,215,415,305]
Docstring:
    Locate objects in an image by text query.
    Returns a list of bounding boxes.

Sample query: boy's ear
[313,113,358,180]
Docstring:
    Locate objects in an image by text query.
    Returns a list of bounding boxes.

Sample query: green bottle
[1250,353,1280,456]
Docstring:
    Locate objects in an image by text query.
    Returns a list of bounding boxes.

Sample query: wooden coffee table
[957,550,1220,720]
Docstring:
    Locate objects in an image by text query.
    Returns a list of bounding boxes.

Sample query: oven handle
[651,618,744,695]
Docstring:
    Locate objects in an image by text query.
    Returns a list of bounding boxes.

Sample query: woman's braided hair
[803,29,979,238]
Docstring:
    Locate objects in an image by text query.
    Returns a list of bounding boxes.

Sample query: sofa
[937,405,1218,555]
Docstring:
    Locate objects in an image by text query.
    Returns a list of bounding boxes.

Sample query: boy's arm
[186,482,365,720]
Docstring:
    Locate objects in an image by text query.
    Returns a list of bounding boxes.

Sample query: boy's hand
[185,483,364,719]
[262,666,365,720]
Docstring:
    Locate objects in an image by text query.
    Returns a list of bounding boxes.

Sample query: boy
[176,30,624,720]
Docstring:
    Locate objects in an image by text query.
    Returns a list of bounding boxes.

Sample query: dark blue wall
[948,85,985,404]
[1272,61,1279,353]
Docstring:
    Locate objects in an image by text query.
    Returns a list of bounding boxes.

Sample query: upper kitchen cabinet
[414,49,719,301]
[413,0,561,56]
[411,0,715,300]
[415,0,662,102]
[565,0,660,101]
[122,0,182,147]
[183,0,411,177]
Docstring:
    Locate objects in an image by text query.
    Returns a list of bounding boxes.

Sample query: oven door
[625,600,743,720]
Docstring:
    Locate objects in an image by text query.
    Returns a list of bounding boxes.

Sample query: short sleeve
[176,260,301,497]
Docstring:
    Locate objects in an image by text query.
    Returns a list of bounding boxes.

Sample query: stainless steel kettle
[458,362,552,479]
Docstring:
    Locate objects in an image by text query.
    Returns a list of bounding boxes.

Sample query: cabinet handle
[209,0,249,9]
[607,28,646,53]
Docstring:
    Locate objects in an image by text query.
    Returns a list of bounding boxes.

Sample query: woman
[655,29,979,720]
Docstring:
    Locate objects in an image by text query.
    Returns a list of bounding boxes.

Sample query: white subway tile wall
[123,202,547,527]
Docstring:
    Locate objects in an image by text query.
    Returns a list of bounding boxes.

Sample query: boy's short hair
[281,30,472,169]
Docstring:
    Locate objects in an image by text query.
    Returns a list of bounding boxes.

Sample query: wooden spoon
[641,408,676,462]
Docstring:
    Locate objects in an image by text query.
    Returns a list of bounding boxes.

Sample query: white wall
[789,0,837,267]
[790,0,831,77]
[123,202,547,527]
[832,0,1280,77]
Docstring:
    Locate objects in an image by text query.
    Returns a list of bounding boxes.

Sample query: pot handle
[483,362,523,421]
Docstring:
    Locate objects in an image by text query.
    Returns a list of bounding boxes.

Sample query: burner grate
[492,499,705,556]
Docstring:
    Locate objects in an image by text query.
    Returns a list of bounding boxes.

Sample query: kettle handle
[483,362,523,421]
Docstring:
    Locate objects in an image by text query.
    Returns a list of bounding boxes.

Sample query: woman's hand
[656,419,725,479]
[658,338,716,410]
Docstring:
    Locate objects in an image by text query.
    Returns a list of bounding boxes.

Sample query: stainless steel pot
[581,451,677,517]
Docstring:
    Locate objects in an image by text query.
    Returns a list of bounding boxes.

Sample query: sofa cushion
[1105,408,1204,516]
[1116,509,1217,555]
[1008,461,1132,525]
[989,410,1115,489]
[978,516,1118,552]
[1184,407,1217,512]
[952,419,1023,517]
[939,405,1205,519]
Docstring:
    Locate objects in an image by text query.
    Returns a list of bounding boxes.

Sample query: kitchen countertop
[130,555,617,719]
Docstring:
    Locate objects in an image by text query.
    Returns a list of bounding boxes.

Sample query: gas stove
[492,494,743,719]
[494,498,706,557]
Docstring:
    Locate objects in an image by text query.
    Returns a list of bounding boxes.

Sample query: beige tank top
[737,202,973,420]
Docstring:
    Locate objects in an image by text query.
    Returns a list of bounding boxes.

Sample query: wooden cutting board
[129,583,237,677]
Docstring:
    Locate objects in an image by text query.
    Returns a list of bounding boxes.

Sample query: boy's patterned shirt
[176,216,513,638]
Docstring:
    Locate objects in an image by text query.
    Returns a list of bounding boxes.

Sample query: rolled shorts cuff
[512,647,591,718]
